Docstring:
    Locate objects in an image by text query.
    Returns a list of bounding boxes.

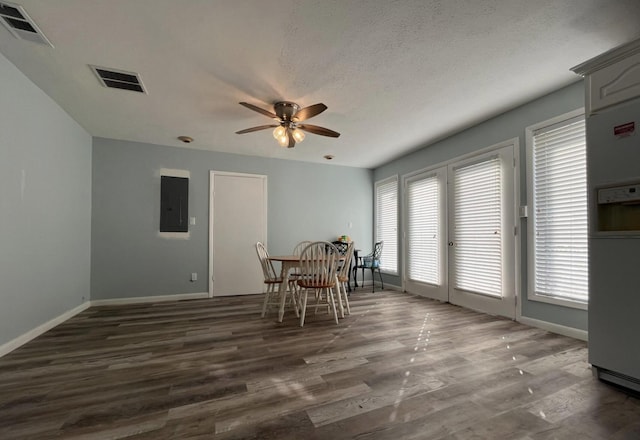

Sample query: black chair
[354,241,384,292]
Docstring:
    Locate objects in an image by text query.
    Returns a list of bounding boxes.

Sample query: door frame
[208,171,268,298]
[447,141,517,319]
[400,138,521,319]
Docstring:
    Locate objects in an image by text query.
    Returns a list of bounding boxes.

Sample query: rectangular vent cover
[597,367,640,394]
[0,1,53,47]
[90,65,147,93]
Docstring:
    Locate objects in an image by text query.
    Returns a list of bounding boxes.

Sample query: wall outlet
[191,272,197,282]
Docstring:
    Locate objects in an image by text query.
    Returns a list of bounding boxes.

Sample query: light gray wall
[91,138,372,300]
[373,81,588,331]
[0,53,92,347]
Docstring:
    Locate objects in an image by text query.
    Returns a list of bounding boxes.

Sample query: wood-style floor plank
[0,290,638,439]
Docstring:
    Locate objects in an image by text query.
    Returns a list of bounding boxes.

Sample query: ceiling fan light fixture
[273,125,286,140]
[292,129,305,143]
[237,101,339,148]
[277,133,289,147]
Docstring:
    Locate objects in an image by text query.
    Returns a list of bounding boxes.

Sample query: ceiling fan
[235,101,340,148]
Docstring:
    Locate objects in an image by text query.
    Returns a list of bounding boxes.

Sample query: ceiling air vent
[90,65,147,93]
[0,1,53,47]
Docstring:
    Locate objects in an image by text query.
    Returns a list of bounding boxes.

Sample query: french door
[404,143,516,319]
[404,167,448,301]
[448,145,515,318]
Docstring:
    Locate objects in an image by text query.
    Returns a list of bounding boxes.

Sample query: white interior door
[447,144,516,318]
[209,171,267,297]
[404,167,448,301]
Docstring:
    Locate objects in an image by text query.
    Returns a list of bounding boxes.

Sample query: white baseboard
[518,315,588,341]
[350,280,401,292]
[380,282,402,291]
[0,301,91,358]
[90,292,209,306]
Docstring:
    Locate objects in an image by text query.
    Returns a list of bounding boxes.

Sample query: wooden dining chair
[293,240,312,256]
[255,242,298,318]
[296,241,340,327]
[332,240,353,290]
[335,241,354,317]
[288,240,312,297]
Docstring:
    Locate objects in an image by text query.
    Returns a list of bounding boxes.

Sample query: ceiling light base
[274,101,300,121]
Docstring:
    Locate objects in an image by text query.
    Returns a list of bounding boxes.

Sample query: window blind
[375,178,398,273]
[532,116,588,303]
[407,175,440,285]
[453,157,503,297]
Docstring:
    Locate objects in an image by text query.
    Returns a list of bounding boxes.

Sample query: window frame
[374,176,399,275]
[525,108,588,310]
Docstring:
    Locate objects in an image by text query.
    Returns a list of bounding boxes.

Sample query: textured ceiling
[1,1,639,168]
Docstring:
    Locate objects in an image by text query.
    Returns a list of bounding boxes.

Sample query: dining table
[268,254,346,323]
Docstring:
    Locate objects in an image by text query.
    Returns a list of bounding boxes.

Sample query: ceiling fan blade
[239,102,277,119]
[235,124,278,134]
[298,124,341,138]
[287,129,296,148]
[293,103,327,122]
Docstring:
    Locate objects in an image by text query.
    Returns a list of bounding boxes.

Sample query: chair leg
[352,266,358,287]
[299,290,308,327]
[328,288,339,324]
[371,268,375,293]
[342,282,351,314]
[335,279,345,318]
[377,268,384,290]
[261,283,271,317]
[288,281,300,317]
[314,289,323,315]
[292,291,300,317]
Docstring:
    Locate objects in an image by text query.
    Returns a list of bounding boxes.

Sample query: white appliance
[573,39,640,393]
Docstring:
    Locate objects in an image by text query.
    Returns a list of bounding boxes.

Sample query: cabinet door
[589,51,640,114]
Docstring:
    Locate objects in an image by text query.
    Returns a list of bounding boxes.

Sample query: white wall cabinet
[572,40,640,116]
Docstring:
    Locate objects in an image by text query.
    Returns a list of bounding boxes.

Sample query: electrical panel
[160,176,189,232]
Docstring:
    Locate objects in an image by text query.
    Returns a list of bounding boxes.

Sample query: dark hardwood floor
[1,291,639,439]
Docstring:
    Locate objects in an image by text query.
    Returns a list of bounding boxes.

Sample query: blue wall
[0,53,92,348]
[91,138,373,299]
[373,81,588,331]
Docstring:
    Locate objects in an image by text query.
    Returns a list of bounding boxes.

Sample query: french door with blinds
[404,142,516,319]
[448,145,515,318]
[404,167,448,301]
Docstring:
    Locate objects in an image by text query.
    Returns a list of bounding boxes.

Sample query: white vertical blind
[453,157,503,297]
[532,116,588,303]
[407,175,440,285]
[375,177,398,273]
